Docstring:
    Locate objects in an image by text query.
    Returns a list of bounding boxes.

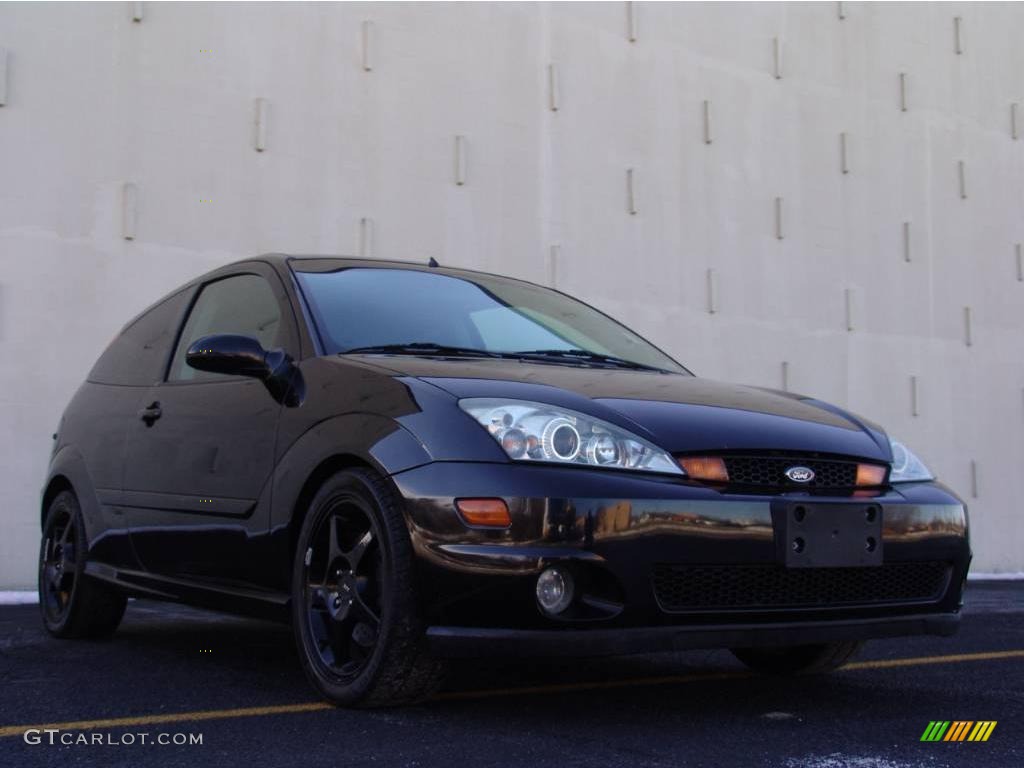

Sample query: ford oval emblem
[784,466,815,483]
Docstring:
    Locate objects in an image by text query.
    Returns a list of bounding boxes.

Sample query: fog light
[536,566,574,615]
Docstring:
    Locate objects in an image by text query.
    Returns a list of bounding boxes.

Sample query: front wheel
[731,641,864,675]
[292,468,444,707]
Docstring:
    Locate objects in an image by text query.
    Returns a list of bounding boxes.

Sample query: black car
[39,255,970,706]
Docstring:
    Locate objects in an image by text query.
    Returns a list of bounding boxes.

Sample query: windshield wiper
[341,342,506,359]
[342,344,665,371]
[510,349,665,371]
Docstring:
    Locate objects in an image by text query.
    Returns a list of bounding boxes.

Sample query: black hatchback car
[40,255,970,706]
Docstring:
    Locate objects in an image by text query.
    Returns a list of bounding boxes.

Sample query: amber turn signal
[855,464,887,487]
[455,498,511,528]
[678,456,730,483]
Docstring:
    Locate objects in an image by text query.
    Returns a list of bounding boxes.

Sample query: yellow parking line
[1,648,1021,737]
[844,648,1024,671]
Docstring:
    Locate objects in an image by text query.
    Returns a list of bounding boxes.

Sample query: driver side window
[168,274,282,382]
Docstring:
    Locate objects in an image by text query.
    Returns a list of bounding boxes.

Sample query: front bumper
[392,461,970,644]
[427,611,961,658]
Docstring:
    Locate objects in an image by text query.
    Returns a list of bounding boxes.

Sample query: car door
[123,264,298,585]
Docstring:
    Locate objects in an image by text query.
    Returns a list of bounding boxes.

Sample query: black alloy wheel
[304,496,384,681]
[40,500,78,624]
[39,490,126,638]
[292,468,444,707]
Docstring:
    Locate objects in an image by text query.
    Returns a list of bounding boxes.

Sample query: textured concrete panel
[0,1,1022,586]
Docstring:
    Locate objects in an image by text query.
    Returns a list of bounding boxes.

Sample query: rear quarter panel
[44,382,148,568]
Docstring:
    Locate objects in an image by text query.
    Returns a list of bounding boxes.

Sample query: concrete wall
[1,1,1021,588]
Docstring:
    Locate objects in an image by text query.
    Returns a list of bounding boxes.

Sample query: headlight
[888,437,934,482]
[459,398,682,475]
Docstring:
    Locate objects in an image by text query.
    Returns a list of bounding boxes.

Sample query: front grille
[651,562,950,612]
[721,455,861,488]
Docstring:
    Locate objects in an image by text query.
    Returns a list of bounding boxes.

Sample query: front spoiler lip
[426,611,961,659]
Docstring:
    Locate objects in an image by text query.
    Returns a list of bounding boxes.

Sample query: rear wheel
[731,641,864,675]
[292,468,444,707]
[39,490,126,638]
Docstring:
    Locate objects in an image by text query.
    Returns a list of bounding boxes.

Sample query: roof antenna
[427,257,440,268]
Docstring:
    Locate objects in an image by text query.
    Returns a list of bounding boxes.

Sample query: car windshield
[292,262,689,374]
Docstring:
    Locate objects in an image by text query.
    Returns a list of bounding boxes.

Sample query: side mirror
[186,334,275,379]
[186,334,305,406]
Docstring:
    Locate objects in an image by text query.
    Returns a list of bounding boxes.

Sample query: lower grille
[651,562,951,612]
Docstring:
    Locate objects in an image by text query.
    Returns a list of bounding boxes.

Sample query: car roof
[253,253,548,288]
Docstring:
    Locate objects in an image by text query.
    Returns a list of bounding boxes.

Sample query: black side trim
[100,489,256,518]
[83,562,289,621]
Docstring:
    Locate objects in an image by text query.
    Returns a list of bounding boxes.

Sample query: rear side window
[88,289,192,386]
[168,274,282,382]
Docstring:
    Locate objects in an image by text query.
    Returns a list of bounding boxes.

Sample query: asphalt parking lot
[1,582,1021,768]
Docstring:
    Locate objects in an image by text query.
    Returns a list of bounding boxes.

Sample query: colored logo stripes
[920,721,997,742]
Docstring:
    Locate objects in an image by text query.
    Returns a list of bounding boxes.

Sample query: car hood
[344,356,891,461]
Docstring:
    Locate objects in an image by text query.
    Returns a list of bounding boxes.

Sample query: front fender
[269,412,432,534]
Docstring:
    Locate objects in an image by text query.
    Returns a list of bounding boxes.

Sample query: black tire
[292,467,445,707]
[39,490,127,639]
[732,641,864,675]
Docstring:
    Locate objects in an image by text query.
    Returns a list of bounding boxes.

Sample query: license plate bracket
[774,501,883,568]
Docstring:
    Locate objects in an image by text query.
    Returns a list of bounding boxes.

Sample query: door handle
[138,402,162,426]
